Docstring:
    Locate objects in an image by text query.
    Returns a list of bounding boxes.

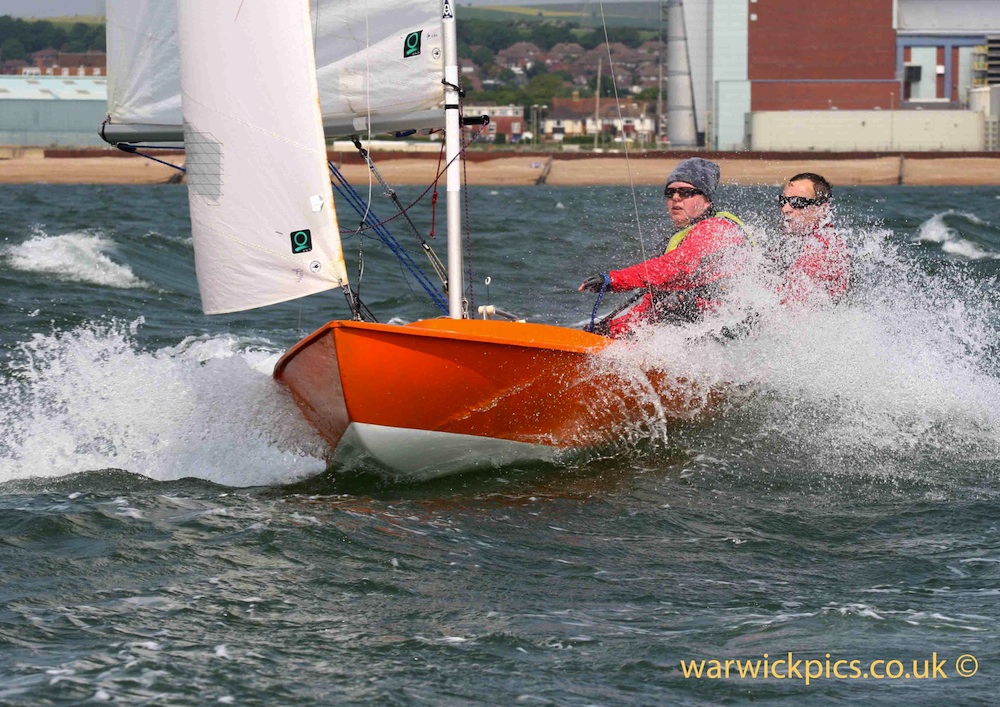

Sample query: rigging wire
[336,122,488,237]
[329,161,449,313]
[457,75,475,313]
[108,132,478,318]
[350,136,449,288]
[595,1,654,315]
[598,1,645,263]
[354,0,376,316]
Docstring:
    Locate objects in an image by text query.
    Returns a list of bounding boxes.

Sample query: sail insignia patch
[290,229,313,254]
[404,31,422,58]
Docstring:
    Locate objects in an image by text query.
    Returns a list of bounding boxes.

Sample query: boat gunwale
[273,318,610,378]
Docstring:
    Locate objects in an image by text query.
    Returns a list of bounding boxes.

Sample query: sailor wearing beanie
[579,158,751,338]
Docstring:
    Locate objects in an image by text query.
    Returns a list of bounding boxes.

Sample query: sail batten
[177,0,349,315]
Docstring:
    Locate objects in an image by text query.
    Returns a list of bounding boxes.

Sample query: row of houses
[472,40,663,93]
[1,49,107,77]
[464,97,658,144]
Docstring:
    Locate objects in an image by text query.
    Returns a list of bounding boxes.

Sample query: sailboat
[101,0,706,480]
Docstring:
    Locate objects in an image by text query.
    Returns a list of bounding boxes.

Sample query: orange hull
[273,318,704,475]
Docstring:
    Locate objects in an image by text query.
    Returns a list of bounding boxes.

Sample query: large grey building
[0,75,108,147]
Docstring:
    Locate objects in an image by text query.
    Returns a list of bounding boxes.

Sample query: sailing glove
[579,273,610,293]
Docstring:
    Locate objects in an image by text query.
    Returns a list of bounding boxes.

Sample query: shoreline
[2,149,999,187]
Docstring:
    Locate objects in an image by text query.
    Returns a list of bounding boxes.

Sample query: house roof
[547,105,589,120]
[498,42,542,58]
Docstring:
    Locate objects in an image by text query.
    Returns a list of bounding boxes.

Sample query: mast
[442,0,464,319]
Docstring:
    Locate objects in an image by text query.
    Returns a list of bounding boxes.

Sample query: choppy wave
[914,211,1000,260]
[1,187,999,489]
[2,232,151,288]
[0,319,329,487]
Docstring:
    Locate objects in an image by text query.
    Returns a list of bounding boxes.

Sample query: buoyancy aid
[663,211,752,254]
[602,211,754,337]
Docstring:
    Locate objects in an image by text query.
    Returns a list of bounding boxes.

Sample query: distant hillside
[459,2,661,28]
[37,16,105,26]
[0,15,105,57]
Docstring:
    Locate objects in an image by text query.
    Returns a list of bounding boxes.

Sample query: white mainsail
[104,0,446,142]
[177,0,349,314]
[105,1,181,141]
[315,0,445,136]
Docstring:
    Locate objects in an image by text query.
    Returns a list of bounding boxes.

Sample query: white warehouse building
[0,75,108,148]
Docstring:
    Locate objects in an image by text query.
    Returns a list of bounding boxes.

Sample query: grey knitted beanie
[664,158,720,201]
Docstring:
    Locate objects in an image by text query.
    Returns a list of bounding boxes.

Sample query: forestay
[177,0,349,314]
[104,0,446,142]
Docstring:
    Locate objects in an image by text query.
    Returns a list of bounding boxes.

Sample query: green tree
[605,27,642,48]
[0,15,105,55]
[63,22,90,52]
[525,61,548,79]
[529,23,575,51]
[524,72,573,104]
[1,37,27,61]
[588,74,616,98]
[578,30,602,51]
[470,46,495,67]
[458,19,521,54]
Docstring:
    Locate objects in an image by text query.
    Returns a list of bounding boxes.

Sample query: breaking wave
[0,319,329,487]
[914,211,1000,260]
[3,232,150,289]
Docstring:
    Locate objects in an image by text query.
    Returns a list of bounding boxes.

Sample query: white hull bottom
[332,422,566,481]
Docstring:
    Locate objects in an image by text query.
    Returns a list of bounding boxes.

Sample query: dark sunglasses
[778,195,828,209]
[665,186,704,199]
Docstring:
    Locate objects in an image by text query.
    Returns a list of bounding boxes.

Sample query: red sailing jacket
[604,212,750,338]
[775,225,850,305]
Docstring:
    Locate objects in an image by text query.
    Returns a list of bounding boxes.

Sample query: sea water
[1,181,999,704]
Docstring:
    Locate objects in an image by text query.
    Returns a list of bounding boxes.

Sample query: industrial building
[0,74,108,147]
[670,0,1000,151]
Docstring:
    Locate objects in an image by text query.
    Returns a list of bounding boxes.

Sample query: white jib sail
[177,0,349,315]
[104,0,445,142]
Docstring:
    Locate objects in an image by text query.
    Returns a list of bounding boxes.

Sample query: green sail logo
[404,30,422,58]
[290,229,312,254]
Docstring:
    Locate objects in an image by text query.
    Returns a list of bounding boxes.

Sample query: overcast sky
[3,0,104,18]
[2,0,637,19]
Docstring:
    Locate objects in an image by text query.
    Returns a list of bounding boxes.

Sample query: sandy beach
[1,148,999,187]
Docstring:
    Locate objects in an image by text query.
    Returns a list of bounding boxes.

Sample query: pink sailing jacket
[604,211,750,338]
[775,224,850,305]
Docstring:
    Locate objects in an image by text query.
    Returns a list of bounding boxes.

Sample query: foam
[915,211,1000,260]
[0,319,328,487]
[590,226,1000,474]
[3,232,150,288]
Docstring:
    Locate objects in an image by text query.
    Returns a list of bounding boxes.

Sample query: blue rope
[587,274,611,333]
[329,162,448,314]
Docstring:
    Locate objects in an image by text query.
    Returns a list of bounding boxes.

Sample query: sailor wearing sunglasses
[773,173,850,305]
[579,157,751,338]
